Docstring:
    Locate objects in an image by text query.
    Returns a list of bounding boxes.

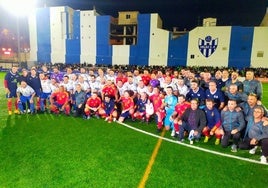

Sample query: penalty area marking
[117,122,268,166]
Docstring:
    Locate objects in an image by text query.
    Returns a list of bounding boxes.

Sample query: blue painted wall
[228,26,253,68]
[167,33,188,67]
[66,11,80,64]
[129,14,151,66]
[96,16,113,65]
[36,8,51,62]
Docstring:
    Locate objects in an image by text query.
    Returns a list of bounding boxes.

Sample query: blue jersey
[27,75,42,96]
[205,89,225,109]
[186,87,206,106]
[136,98,148,112]
[4,71,20,91]
[103,99,116,115]
[204,107,221,129]
[164,95,177,113]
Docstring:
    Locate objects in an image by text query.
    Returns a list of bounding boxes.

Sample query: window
[126,14,131,19]
[257,51,264,57]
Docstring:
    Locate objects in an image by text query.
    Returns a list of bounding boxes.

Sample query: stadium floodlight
[0,0,36,17]
[0,0,36,64]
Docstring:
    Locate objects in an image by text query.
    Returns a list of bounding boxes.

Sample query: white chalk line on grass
[117,122,268,166]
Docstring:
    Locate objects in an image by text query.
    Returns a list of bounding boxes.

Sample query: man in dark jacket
[178,99,207,144]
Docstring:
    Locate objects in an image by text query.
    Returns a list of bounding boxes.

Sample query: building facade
[28,6,268,68]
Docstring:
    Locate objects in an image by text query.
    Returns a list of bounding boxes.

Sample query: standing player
[4,65,20,115]
[39,72,52,112]
[170,94,191,137]
[163,87,178,131]
[27,67,42,112]
[150,87,165,132]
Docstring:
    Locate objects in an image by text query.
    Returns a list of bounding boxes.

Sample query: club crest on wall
[198,36,218,58]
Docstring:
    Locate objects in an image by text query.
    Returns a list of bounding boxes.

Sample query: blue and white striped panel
[187,26,231,67]
[251,27,268,67]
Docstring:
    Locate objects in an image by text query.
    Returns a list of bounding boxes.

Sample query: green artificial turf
[0,72,268,187]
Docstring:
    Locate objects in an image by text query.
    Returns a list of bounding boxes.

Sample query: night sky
[0,0,267,42]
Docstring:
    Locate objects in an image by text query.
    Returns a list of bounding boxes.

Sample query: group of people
[4,64,268,164]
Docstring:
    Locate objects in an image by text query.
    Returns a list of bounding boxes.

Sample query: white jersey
[91,81,101,93]
[117,85,126,97]
[123,82,137,93]
[161,82,177,92]
[79,73,90,82]
[17,85,35,97]
[176,84,189,97]
[106,75,116,83]
[60,80,74,92]
[40,79,52,93]
[137,86,148,95]
[133,75,142,86]
[49,83,59,93]
[77,81,90,92]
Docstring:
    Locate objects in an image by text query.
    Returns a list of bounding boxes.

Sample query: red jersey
[121,97,134,110]
[116,76,128,84]
[86,97,102,108]
[141,74,151,86]
[150,94,163,112]
[174,102,191,116]
[52,91,69,105]
[102,84,117,97]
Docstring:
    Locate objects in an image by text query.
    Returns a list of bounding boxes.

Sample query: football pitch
[0,72,268,187]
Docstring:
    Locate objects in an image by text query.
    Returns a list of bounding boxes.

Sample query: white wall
[28,9,37,62]
[80,10,97,64]
[251,27,268,68]
[112,45,130,65]
[148,14,169,66]
[50,7,67,64]
[187,26,231,67]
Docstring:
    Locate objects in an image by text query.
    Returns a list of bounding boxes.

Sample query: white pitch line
[117,122,268,166]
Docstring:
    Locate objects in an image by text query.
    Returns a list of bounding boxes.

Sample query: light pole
[16,17,20,65]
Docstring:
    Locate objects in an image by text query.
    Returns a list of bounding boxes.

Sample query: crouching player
[16,80,36,114]
[49,86,70,115]
[220,99,245,152]
[84,92,102,119]
[118,90,134,123]
[133,92,152,123]
[99,95,117,123]
[202,99,222,145]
